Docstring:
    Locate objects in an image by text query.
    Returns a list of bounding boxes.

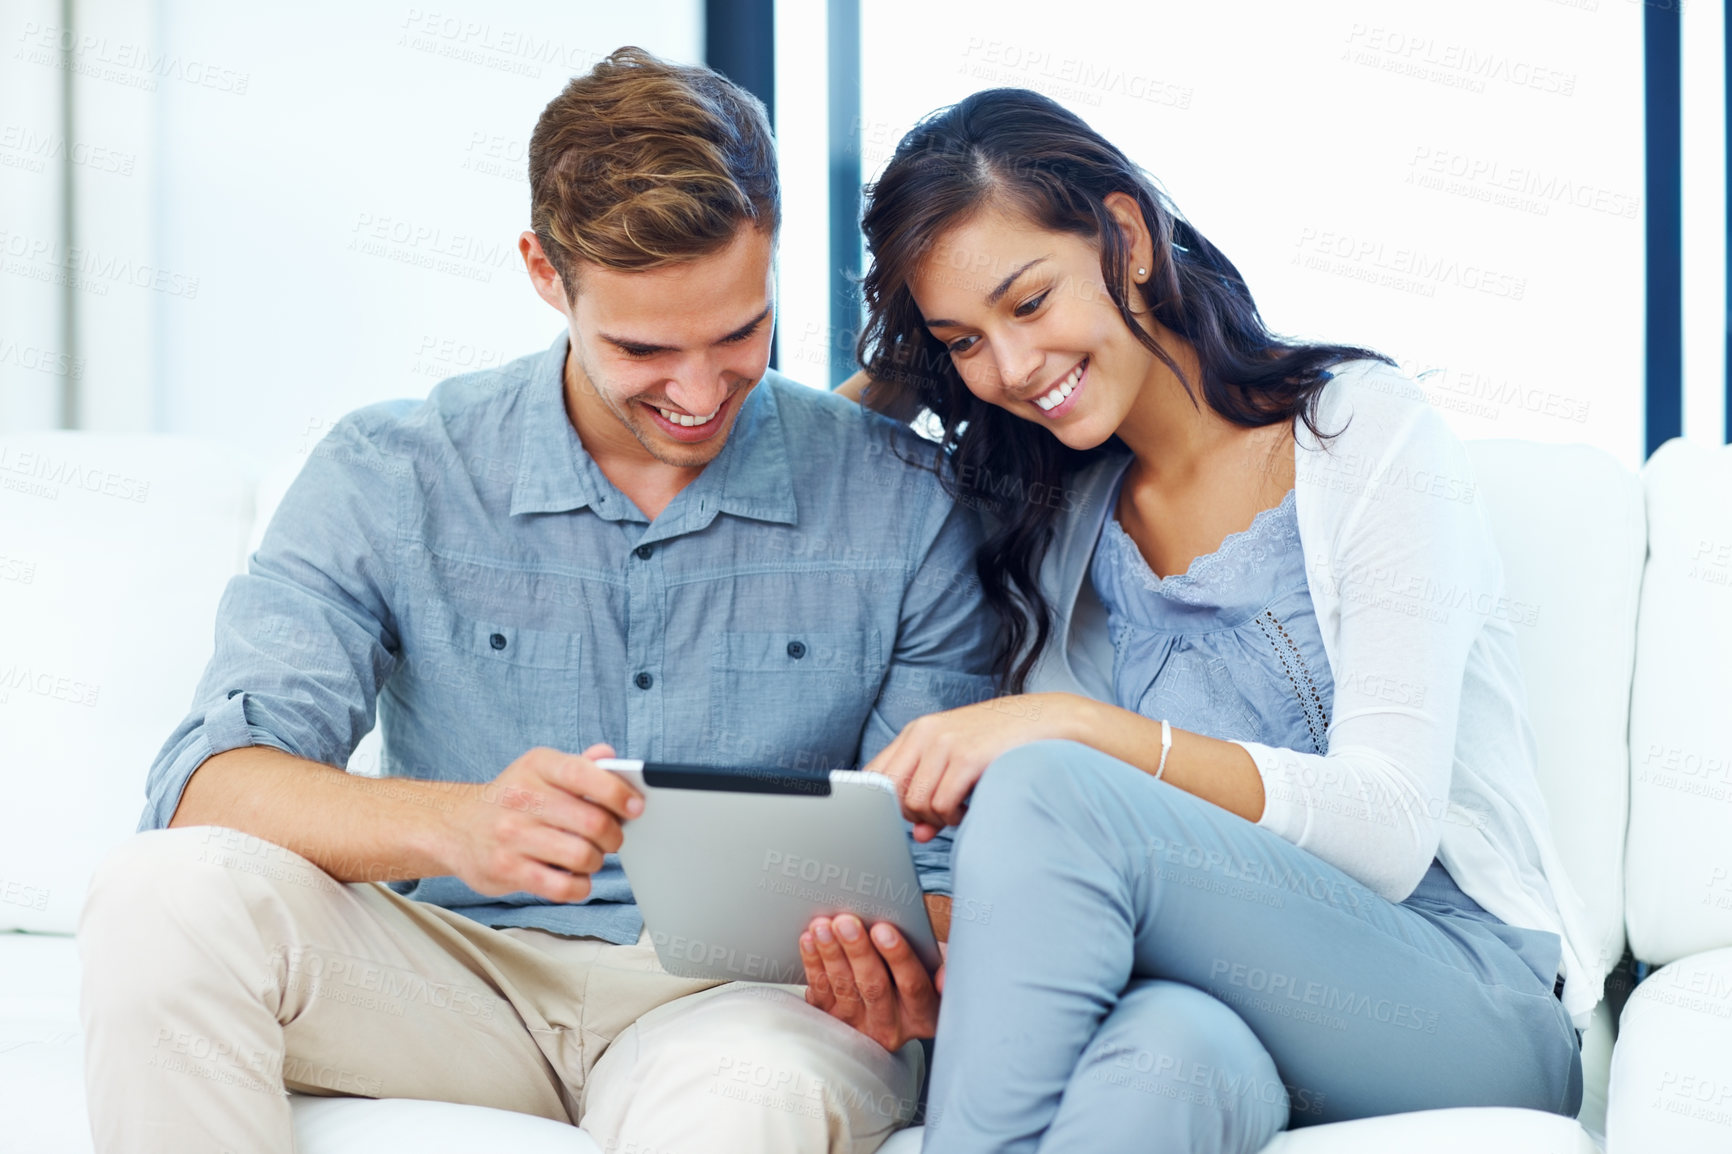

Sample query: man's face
[523,224,776,470]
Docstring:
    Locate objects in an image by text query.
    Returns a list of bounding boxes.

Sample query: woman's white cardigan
[1021,359,1602,1028]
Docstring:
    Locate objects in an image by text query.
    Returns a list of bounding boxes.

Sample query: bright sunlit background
[2,0,1726,472]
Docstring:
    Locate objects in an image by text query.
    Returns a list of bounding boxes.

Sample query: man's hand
[799,913,945,1051]
[439,743,641,904]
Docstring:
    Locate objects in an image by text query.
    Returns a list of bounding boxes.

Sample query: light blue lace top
[1089,488,1333,757]
[1089,484,1563,982]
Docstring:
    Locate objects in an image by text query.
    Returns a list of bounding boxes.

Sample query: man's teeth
[1034,360,1086,412]
[655,404,720,427]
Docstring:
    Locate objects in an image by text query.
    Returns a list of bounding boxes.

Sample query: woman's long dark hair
[856,88,1388,693]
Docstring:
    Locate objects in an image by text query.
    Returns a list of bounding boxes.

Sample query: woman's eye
[1013,291,1049,318]
[946,335,978,355]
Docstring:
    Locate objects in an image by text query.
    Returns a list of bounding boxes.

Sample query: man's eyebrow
[925,257,1048,330]
[599,306,772,353]
[718,305,772,342]
[600,333,674,354]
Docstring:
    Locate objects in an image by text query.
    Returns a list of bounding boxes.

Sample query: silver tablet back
[600,761,942,982]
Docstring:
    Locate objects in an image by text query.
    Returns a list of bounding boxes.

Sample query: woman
[799,88,1597,1153]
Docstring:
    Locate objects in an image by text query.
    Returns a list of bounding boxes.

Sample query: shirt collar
[510,332,608,517]
[509,331,797,528]
[702,373,797,527]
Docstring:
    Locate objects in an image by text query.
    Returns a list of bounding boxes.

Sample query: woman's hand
[864,694,1091,841]
[799,914,946,1051]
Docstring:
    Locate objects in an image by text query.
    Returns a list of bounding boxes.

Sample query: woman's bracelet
[1154,718,1173,781]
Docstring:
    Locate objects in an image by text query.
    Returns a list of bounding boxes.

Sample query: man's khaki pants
[77,827,922,1154]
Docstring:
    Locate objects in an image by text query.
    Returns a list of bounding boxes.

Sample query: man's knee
[91,824,315,899]
[82,826,336,954]
[631,987,920,1124]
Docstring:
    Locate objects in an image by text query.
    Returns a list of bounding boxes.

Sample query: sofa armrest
[1607,947,1732,1152]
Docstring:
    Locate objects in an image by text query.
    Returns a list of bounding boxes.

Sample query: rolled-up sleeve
[139,416,405,830]
[860,484,997,896]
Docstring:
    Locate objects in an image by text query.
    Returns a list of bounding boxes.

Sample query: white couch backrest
[0,431,1663,954]
[1467,440,1644,976]
[1626,439,1732,964]
[0,433,254,933]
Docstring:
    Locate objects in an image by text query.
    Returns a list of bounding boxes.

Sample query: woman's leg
[1037,979,1288,1154]
[923,740,1580,1154]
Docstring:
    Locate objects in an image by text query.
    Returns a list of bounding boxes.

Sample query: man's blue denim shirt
[141,333,996,943]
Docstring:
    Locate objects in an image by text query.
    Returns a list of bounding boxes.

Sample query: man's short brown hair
[529,46,779,294]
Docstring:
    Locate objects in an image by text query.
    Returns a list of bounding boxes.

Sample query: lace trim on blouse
[1102,490,1301,608]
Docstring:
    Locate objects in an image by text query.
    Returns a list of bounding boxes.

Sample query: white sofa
[2,428,1727,1153]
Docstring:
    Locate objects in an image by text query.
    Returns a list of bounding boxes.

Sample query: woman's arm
[834,370,871,402]
[870,399,1494,904]
[864,693,1266,834]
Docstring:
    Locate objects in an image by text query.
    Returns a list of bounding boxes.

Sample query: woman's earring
[1136,267,1147,279]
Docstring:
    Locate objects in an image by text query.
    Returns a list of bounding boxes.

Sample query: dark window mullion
[1646,3,1683,457]
[705,0,776,369]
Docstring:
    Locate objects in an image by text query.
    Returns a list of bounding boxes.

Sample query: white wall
[855,0,1651,467]
[2,0,702,461]
[1,0,75,432]
[771,0,831,388]
[1682,0,1727,447]
[5,2,1718,466]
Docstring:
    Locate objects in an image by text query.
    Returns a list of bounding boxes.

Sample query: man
[78,47,993,1154]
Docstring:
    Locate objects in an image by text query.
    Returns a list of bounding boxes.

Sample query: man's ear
[519,231,573,316]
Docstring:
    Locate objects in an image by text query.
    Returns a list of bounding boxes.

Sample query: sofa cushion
[9,932,1601,1153]
[0,434,255,933]
[1607,946,1732,1153]
[1626,440,1732,963]
[1465,441,1643,984]
[878,1107,1598,1152]
[0,934,91,1154]
[0,933,604,1153]
[292,1097,601,1152]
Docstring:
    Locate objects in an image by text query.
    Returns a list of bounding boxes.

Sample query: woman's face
[907,204,1155,452]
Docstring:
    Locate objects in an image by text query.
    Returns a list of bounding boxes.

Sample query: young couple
[79,46,1594,1154]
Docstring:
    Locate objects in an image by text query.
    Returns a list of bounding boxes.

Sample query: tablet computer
[596,759,942,983]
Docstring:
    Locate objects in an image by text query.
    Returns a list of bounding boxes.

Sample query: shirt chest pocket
[708,630,884,765]
[421,614,587,761]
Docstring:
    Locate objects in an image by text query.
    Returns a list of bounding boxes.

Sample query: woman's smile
[1026,356,1088,419]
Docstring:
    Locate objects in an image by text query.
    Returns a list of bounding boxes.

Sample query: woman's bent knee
[1069,982,1290,1153]
[970,739,1122,821]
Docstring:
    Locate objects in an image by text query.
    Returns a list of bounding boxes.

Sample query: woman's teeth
[655,404,720,427]
[1034,359,1086,412]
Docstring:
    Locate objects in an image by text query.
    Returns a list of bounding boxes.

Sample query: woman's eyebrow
[925,257,1049,330]
[985,257,1047,305]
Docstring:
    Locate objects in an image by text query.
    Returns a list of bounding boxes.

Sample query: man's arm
[150,414,638,901]
[173,743,639,901]
[854,450,997,914]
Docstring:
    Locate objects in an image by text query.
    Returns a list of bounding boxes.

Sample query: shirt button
[489,632,507,650]
[634,671,654,690]
[634,544,654,560]
[787,640,806,659]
